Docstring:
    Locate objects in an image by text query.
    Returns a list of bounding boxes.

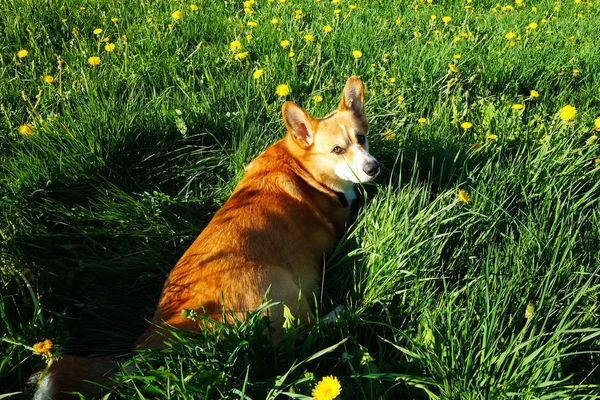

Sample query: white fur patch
[33,373,55,400]
[344,187,357,205]
[334,146,378,184]
[323,305,345,323]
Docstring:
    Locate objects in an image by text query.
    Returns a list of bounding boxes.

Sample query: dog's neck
[336,187,356,208]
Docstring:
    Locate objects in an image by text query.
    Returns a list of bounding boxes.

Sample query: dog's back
[135,138,353,347]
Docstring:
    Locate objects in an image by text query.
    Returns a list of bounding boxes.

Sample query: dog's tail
[29,355,120,400]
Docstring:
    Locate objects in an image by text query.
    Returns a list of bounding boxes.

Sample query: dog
[32,76,378,399]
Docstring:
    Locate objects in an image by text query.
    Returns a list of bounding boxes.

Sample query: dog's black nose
[363,161,379,177]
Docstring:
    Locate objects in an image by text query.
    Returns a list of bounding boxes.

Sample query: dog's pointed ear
[338,76,365,116]
[282,101,316,147]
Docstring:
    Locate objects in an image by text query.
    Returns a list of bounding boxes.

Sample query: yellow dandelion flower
[61,18,67,23]
[32,339,54,355]
[382,129,396,141]
[244,7,253,14]
[304,34,315,42]
[332,0,341,4]
[190,4,198,11]
[431,14,437,20]
[172,10,182,20]
[505,32,516,39]
[389,77,396,83]
[280,39,290,48]
[313,95,323,103]
[334,9,341,14]
[18,124,34,136]
[271,18,279,25]
[512,103,524,110]
[453,54,461,60]
[276,84,290,97]
[398,95,405,102]
[111,18,119,23]
[526,22,538,30]
[595,158,600,166]
[572,69,580,76]
[457,189,470,204]
[594,117,600,132]
[312,376,342,400]
[323,25,333,33]
[247,21,258,27]
[442,16,452,23]
[349,4,357,9]
[243,0,254,7]
[93,28,102,35]
[234,51,249,60]
[352,50,362,59]
[87,56,101,66]
[246,34,253,41]
[253,69,264,79]
[288,51,295,57]
[559,105,577,121]
[17,49,28,58]
[530,90,539,98]
[230,40,242,51]
[448,63,458,73]
[461,122,473,129]
[418,117,427,124]
[486,133,498,140]
[43,75,54,83]
[104,43,116,52]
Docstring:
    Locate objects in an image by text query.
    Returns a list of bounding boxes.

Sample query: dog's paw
[322,305,345,324]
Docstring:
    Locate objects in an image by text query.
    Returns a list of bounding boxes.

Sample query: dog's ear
[282,102,316,147]
[338,76,364,116]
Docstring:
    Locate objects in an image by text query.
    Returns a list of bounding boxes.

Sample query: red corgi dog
[32,76,378,399]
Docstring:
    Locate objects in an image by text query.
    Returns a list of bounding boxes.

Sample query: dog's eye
[332,146,345,154]
[357,134,366,145]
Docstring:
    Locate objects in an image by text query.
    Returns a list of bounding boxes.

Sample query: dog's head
[282,76,379,194]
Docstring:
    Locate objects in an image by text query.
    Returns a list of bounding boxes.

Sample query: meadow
[2,0,600,398]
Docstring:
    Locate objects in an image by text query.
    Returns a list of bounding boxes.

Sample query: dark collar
[336,191,349,208]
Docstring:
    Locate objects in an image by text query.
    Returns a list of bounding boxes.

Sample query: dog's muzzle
[363,160,380,177]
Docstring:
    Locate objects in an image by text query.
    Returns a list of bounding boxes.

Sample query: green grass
[2,0,600,398]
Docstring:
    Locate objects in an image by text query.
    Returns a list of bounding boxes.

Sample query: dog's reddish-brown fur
[135,134,352,347]
[33,76,376,399]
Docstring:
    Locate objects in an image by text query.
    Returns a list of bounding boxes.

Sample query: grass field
[2,0,600,398]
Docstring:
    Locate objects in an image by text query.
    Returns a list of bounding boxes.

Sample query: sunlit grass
[1,0,600,398]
